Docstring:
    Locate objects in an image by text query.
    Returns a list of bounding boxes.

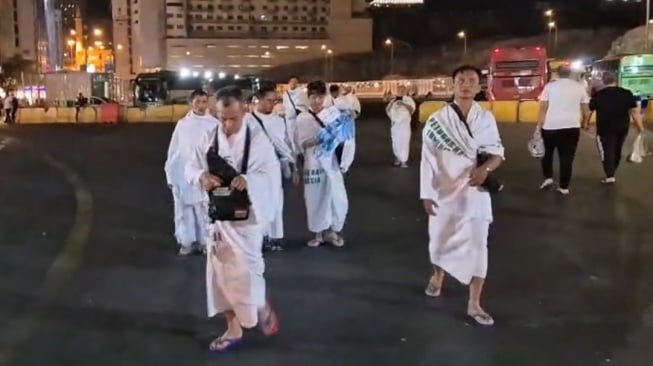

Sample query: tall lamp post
[548,22,557,57]
[327,49,334,81]
[458,31,467,59]
[67,39,75,67]
[385,38,394,74]
[320,44,327,79]
[544,9,554,50]
[646,0,651,51]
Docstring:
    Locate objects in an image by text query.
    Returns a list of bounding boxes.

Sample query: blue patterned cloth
[315,110,355,157]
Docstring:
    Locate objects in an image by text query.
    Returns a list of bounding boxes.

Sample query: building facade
[112,0,372,79]
[0,0,38,62]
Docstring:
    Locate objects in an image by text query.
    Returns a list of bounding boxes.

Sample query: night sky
[80,0,644,46]
[83,0,110,20]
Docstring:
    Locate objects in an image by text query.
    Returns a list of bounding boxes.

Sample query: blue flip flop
[209,336,244,353]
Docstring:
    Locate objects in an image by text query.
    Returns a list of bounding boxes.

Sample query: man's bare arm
[537,101,549,129]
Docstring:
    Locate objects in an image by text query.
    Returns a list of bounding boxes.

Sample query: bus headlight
[204,71,213,79]
[180,68,190,78]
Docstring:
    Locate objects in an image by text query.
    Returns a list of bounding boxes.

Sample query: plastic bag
[628,133,648,163]
[528,128,545,158]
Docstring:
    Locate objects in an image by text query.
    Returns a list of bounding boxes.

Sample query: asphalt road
[0,117,652,366]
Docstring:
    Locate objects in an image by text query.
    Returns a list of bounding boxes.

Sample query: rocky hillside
[608,25,653,56]
[259,28,624,82]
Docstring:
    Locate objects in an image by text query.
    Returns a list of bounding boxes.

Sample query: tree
[0,55,36,90]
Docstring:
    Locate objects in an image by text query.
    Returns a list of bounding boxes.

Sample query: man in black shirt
[585,72,645,184]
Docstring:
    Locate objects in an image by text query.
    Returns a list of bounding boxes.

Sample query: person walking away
[164,89,219,256]
[248,86,297,251]
[536,66,590,195]
[4,93,15,123]
[10,94,18,123]
[421,65,504,326]
[282,76,308,152]
[334,86,360,173]
[386,85,416,168]
[323,84,340,107]
[185,86,281,352]
[75,93,86,122]
[294,80,349,248]
[585,72,645,184]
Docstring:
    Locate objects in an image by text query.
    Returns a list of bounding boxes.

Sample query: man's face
[331,89,340,98]
[217,99,244,135]
[191,95,208,115]
[309,93,325,110]
[289,78,299,89]
[397,86,407,96]
[453,70,481,100]
[256,91,276,114]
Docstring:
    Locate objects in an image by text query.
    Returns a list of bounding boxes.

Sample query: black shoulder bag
[206,127,252,221]
[448,103,503,193]
[308,110,344,165]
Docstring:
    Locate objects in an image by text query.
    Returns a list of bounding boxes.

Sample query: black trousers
[596,132,628,178]
[541,127,580,189]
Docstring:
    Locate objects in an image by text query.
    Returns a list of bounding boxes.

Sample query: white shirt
[540,78,589,130]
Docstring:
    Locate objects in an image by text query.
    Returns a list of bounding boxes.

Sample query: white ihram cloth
[294,108,349,233]
[386,96,416,163]
[164,111,219,247]
[247,111,295,239]
[283,88,308,154]
[335,93,361,172]
[185,123,280,327]
[420,102,504,285]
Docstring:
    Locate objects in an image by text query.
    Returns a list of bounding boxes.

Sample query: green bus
[591,54,653,99]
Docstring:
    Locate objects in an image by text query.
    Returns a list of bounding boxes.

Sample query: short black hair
[329,84,340,93]
[245,94,256,104]
[255,85,277,99]
[216,86,243,105]
[190,89,207,100]
[307,80,327,96]
[452,65,482,80]
[558,65,572,78]
[288,75,299,81]
[602,71,617,85]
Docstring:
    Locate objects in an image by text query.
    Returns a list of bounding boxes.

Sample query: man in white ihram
[421,65,504,326]
[185,86,280,351]
[282,75,308,149]
[248,86,297,252]
[335,85,361,173]
[294,80,348,248]
[164,89,218,256]
[386,85,416,168]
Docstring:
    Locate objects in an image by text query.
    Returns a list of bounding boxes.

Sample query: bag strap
[242,127,251,174]
[448,102,473,138]
[211,125,252,174]
[286,91,298,111]
[308,110,325,128]
[251,112,268,135]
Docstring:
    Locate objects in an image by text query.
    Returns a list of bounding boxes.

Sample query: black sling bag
[448,103,503,193]
[206,126,252,221]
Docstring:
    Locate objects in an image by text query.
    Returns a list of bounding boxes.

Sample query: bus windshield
[488,46,548,101]
[619,54,653,99]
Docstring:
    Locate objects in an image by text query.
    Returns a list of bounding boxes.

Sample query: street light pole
[457,31,467,60]
[384,38,394,74]
[646,0,651,51]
